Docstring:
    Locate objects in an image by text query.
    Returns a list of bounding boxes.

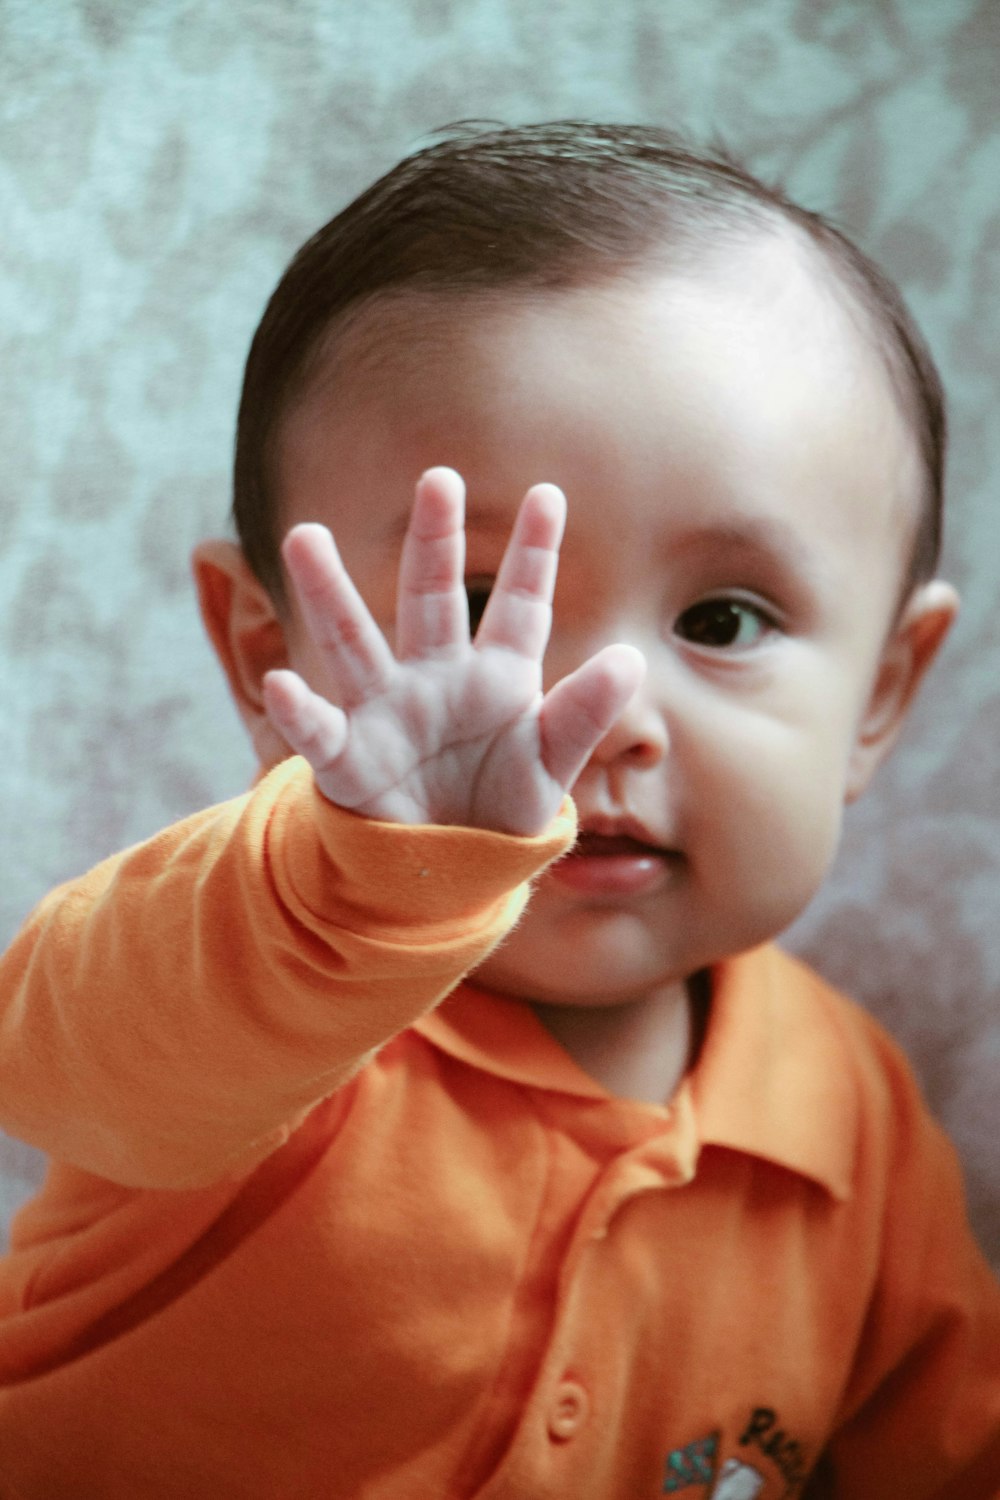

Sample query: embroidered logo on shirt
[661,1406,809,1496]
[662,1429,720,1490]
[710,1459,766,1499]
[739,1406,809,1496]
[662,1432,766,1497]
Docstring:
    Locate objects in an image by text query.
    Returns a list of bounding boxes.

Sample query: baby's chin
[471,915,697,1010]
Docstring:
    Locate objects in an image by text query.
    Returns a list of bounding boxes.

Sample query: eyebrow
[666,514,836,592]
[383,502,519,543]
[384,502,836,595]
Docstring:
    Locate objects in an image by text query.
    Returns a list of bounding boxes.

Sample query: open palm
[263,467,644,836]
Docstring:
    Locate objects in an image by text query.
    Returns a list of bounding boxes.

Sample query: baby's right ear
[191,539,293,771]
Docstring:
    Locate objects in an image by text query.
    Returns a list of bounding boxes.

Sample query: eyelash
[672,594,779,652]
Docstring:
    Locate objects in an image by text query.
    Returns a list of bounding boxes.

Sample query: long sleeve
[0,757,575,1190]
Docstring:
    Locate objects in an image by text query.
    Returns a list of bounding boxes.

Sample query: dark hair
[233,120,945,605]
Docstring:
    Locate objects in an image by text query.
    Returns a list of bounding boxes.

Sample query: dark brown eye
[674,598,770,650]
[465,580,493,635]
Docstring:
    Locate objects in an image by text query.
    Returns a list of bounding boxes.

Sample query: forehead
[277,240,919,583]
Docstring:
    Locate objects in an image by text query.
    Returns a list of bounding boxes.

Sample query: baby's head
[232,120,946,611]
[196,122,957,1004]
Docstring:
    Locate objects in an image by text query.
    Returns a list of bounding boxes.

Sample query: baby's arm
[0,762,572,1190]
[0,470,641,1192]
[263,466,644,832]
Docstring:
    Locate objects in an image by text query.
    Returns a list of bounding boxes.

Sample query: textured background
[1,0,997,1267]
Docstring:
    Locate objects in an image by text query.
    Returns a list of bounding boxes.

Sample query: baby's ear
[845,579,960,803]
[191,539,292,770]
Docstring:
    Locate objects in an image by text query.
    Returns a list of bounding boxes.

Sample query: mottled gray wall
[1,0,998,1266]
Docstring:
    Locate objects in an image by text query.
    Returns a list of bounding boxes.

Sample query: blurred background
[1,0,997,1267]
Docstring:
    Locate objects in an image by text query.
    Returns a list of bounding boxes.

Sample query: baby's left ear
[845,580,960,803]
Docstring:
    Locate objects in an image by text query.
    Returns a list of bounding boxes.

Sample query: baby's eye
[465,577,494,634]
[673,596,774,651]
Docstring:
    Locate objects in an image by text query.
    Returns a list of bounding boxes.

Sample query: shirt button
[547,1379,590,1440]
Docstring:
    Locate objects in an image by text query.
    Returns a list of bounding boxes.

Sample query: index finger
[474,483,566,659]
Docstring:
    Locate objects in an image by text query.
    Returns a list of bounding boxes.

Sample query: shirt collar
[690,944,858,1200]
[415,943,858,1201]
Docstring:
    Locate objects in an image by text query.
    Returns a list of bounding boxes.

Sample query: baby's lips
[570,832,665,859]
[550,829,678,895]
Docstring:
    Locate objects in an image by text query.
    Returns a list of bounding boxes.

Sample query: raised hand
[262,467,644,836]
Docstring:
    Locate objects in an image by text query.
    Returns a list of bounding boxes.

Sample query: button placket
[503,1097,703,1477]
[579,1156,675,1244]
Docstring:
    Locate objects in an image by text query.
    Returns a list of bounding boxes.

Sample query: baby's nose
[588,681,668,769]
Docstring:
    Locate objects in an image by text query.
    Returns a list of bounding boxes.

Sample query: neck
[531,975,705,1106]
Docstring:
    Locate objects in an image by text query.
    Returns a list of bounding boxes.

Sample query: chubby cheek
[689,727,851,930]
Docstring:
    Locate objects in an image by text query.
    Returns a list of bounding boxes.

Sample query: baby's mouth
[550,831,677,896]
[573,832,662,858]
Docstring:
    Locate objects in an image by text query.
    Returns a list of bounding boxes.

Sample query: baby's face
[275,242,922,1007]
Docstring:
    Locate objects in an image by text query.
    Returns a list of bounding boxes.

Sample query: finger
[538,644,647,789]
[395,468,470,659]
[474,483,565,659]
[263,669,349,774]
[282,523,395,706]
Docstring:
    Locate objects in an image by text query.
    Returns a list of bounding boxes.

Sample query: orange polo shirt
[0,758,997,1498]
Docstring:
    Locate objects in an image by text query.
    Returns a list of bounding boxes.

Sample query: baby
[0,122,997,1498]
